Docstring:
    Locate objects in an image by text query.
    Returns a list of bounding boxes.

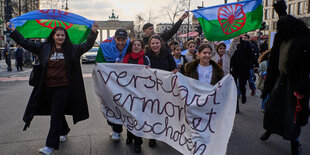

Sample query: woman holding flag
[6,21,98,155]
[211,38,238,76]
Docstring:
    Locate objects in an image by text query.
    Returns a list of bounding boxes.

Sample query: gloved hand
[273,0,287,17]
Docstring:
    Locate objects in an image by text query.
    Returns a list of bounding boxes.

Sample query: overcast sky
[42,0,237,23]
[40,0,237,40]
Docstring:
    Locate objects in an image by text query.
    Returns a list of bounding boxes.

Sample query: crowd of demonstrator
[4,0,309,155]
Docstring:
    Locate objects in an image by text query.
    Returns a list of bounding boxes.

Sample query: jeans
[261,94,269,110]
[248,69,256,90]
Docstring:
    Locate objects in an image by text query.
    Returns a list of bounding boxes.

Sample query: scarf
[122,51,145,64]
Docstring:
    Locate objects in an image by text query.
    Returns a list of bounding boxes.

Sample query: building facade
[262,0,310,35]
[156,23,195,41]
[1,0,40,46]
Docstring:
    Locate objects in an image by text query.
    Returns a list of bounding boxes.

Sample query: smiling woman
[144,35,177,147]
[7,22,98,155]
[145,35,177,73]
[185,43,224,86]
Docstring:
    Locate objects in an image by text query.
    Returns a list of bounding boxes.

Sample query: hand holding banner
[93,63,237,155]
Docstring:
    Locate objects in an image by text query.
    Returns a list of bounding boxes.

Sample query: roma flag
[10,9,94,44]
[191,0,263,41]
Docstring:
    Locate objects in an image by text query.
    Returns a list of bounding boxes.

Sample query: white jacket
[211,39,238,76]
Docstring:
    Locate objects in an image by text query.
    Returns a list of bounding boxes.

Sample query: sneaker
[110,132,120,141]
[39,146,54,155]
[261,108,265,113]
[59,135,67,142]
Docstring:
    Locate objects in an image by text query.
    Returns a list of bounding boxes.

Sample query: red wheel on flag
[36,9,72,30]
[36,19,73,30]
[218,4,246,35]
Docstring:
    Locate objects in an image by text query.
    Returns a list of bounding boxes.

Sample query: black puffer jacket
[230,38,254,80]
[146,49,176,72]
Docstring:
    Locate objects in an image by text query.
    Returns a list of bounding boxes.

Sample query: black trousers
[45,86,70,150]
[16,57,23,71]
[107,120,123,133]
[5,55,12,71]
[127,130,142,145]
[234,76,247,97]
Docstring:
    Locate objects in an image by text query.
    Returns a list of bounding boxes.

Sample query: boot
[260,131,271,141]
[126,131,133,144]
[291,141,302,155]
[126,138,133,144]
[149,139,156,147]
[134,143,141,153]
[236,95,240,113]
[241,94,247,104]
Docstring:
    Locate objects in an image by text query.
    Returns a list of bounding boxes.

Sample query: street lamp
[65,0,68,11]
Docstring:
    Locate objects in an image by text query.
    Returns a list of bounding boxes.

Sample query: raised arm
[160,12,189,42]
[7,22,42,55]
[75,22,99,56]
[273,0,287,17]
[226,37,238,58]
[208,41,217,57]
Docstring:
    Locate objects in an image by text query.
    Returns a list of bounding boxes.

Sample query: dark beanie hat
[143,23,153,31]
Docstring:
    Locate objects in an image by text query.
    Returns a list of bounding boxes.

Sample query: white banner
[93,63,237,155]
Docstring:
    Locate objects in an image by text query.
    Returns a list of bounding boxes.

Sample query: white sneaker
[39,146,54,155]
[110,131,120,141]
[59,135,67,142]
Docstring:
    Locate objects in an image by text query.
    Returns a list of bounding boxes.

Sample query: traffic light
[194,25,203,35]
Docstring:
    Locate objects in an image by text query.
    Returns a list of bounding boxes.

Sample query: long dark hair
[198,43,212,53]
[258,49,271,64]
[146,35,168,57]
[126,39,144,54]
[46,26,72,48]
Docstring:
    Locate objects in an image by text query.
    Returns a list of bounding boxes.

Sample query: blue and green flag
[191,0,263,41]
[10,9,94,44]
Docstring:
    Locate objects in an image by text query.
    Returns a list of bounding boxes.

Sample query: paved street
[0,61,309,155]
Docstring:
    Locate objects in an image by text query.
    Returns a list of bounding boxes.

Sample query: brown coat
[184,59,224,85]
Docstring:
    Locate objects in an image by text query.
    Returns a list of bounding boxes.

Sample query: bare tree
[134,14,145,33]
[161,0,187,25]
[40,0,62,9]
[134,9,159,33]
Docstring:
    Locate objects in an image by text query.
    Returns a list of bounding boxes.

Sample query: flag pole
[187,0,190,41]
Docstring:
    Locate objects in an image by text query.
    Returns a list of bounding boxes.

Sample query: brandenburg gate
[96,10,134,42]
